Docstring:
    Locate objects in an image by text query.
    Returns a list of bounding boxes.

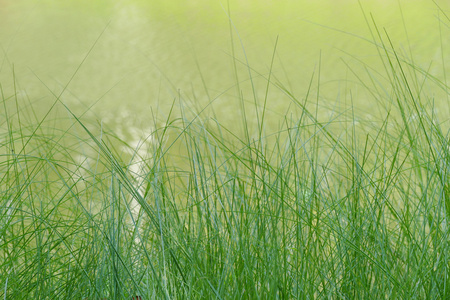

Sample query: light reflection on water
[0,0,448,138]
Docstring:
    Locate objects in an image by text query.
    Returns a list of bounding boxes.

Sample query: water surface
[1,0,448,140]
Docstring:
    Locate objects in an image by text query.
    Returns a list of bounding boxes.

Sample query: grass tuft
[1,7,450,299]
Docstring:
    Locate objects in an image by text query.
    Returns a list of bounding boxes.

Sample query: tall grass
[1,8,450,299]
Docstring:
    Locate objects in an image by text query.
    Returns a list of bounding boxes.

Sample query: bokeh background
[1,0,449,140]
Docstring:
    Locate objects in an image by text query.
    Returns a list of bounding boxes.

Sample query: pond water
[1,0,449,141]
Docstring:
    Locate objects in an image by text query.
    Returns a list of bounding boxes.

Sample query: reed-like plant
[1,6,449,299]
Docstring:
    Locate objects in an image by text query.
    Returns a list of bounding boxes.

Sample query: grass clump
[1,10,450,300]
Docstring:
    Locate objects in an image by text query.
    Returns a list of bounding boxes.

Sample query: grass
[1,7,450,300]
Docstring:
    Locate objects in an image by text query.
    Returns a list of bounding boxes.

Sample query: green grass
[1,9,450,300]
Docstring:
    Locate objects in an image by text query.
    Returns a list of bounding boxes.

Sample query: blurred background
[1,0,449,140]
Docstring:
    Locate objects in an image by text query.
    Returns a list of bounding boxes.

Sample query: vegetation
[1,8,450,300]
